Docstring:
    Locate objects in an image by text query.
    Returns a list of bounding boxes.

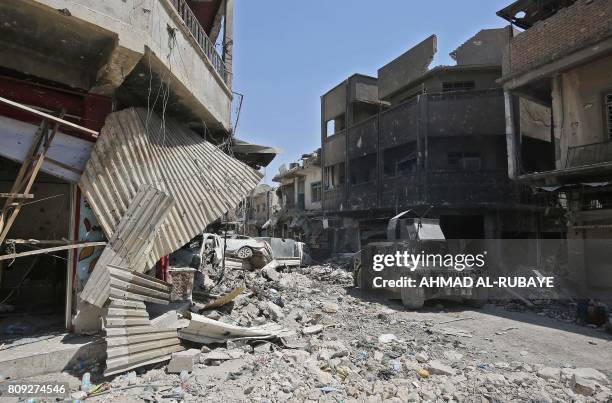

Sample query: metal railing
[566,141,612,168]
[169,0,228,84]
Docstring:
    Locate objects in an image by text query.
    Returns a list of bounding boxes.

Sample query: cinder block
[167,349,201,373]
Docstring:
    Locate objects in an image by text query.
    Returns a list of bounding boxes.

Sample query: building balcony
[566,141,612,169]
[322,169,524,213]
[380,170,519,209]
[323,188,344,212]
[0,0,232,131]
[520,141,612,183]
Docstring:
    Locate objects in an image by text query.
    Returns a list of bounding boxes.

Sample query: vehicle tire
[400,286,425,310]
[236,246,253,259]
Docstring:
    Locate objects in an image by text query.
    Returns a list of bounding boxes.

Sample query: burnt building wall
[504,0,612,77]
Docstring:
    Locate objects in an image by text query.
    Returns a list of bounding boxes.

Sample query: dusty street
[25,262,611,403]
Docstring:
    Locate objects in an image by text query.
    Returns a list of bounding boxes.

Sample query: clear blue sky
[232,0,511,183]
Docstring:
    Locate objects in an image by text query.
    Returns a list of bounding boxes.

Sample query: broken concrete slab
[267,301,285,321]
[261,260,281,281]
[167,349,201,373]
[377,34,437,100]
[427,360,455,376]
[537,367,561,381]
[302,325,324,335]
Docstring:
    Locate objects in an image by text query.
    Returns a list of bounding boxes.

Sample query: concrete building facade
[242,184,280,237]
[498,0,612,298]
[320,28,543,252]
[271,150,323,243]
[0,0,250,334]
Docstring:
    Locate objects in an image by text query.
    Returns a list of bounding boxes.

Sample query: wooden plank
[6,239,84,245]
[0,120,60,245]
[0,193,34,199]
[0,241,107,261]
[0,95,98,137]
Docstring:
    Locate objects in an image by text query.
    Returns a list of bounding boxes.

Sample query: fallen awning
[231,138,280,169]
[79,107,263,271]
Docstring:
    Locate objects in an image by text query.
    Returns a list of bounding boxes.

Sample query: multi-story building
[272,150,323,241]
[242,184,280,236]
[320,28,543,252]
[497,0,612,298]
[0,0,265,351]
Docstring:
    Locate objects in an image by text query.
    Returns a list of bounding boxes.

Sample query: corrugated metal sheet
[79,107,262,270]
[103,265,183,376]
[179,312,294,344]
[81,186,174,307]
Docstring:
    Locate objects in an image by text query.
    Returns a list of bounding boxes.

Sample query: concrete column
[551,74,565,169]
[504,90,518,179]
[223,0,234,88]
[320,96,326,209]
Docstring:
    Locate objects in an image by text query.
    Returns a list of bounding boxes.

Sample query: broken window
[326,114,346,137]
[447,151,481,170]
[325,163,345,190]
[311,181,322,202]
[349,153,376,185]
[583,192,612,210]
[442,81,475,92]
[352,102,379,125]
[606,92,612,140]
[383,143,418,177]
[297,178,305,210]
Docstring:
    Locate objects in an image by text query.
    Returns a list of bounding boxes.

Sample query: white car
[202,233,269,261]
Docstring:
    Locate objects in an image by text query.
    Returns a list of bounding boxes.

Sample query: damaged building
[0,0,272,378]
[320,28,549,253]
[272,150,324,249]
[241,183,280,237]
[497,0,612,299]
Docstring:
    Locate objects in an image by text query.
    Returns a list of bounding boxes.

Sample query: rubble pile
[70,262,611,402]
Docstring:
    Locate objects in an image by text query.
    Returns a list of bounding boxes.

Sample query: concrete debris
[378,333,398,343]
[321,302,339,314]
[571,375,597,396]
[415,352,429,363]
[24,261,611,402]
[537,366,561,380]
[426,360,455,376]
[302,324,324,335]
[266,301,285,321]
[261,260,281,282]
[167,349,201,373]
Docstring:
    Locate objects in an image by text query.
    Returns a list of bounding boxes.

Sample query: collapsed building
[319,28,553,255]
[497,0,612,299]
[0,0,274,378]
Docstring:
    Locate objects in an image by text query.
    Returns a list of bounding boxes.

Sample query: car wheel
[236,246,253,259]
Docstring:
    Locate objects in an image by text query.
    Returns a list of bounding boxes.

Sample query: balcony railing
[169,0,228,84]
[566,141,612,169]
